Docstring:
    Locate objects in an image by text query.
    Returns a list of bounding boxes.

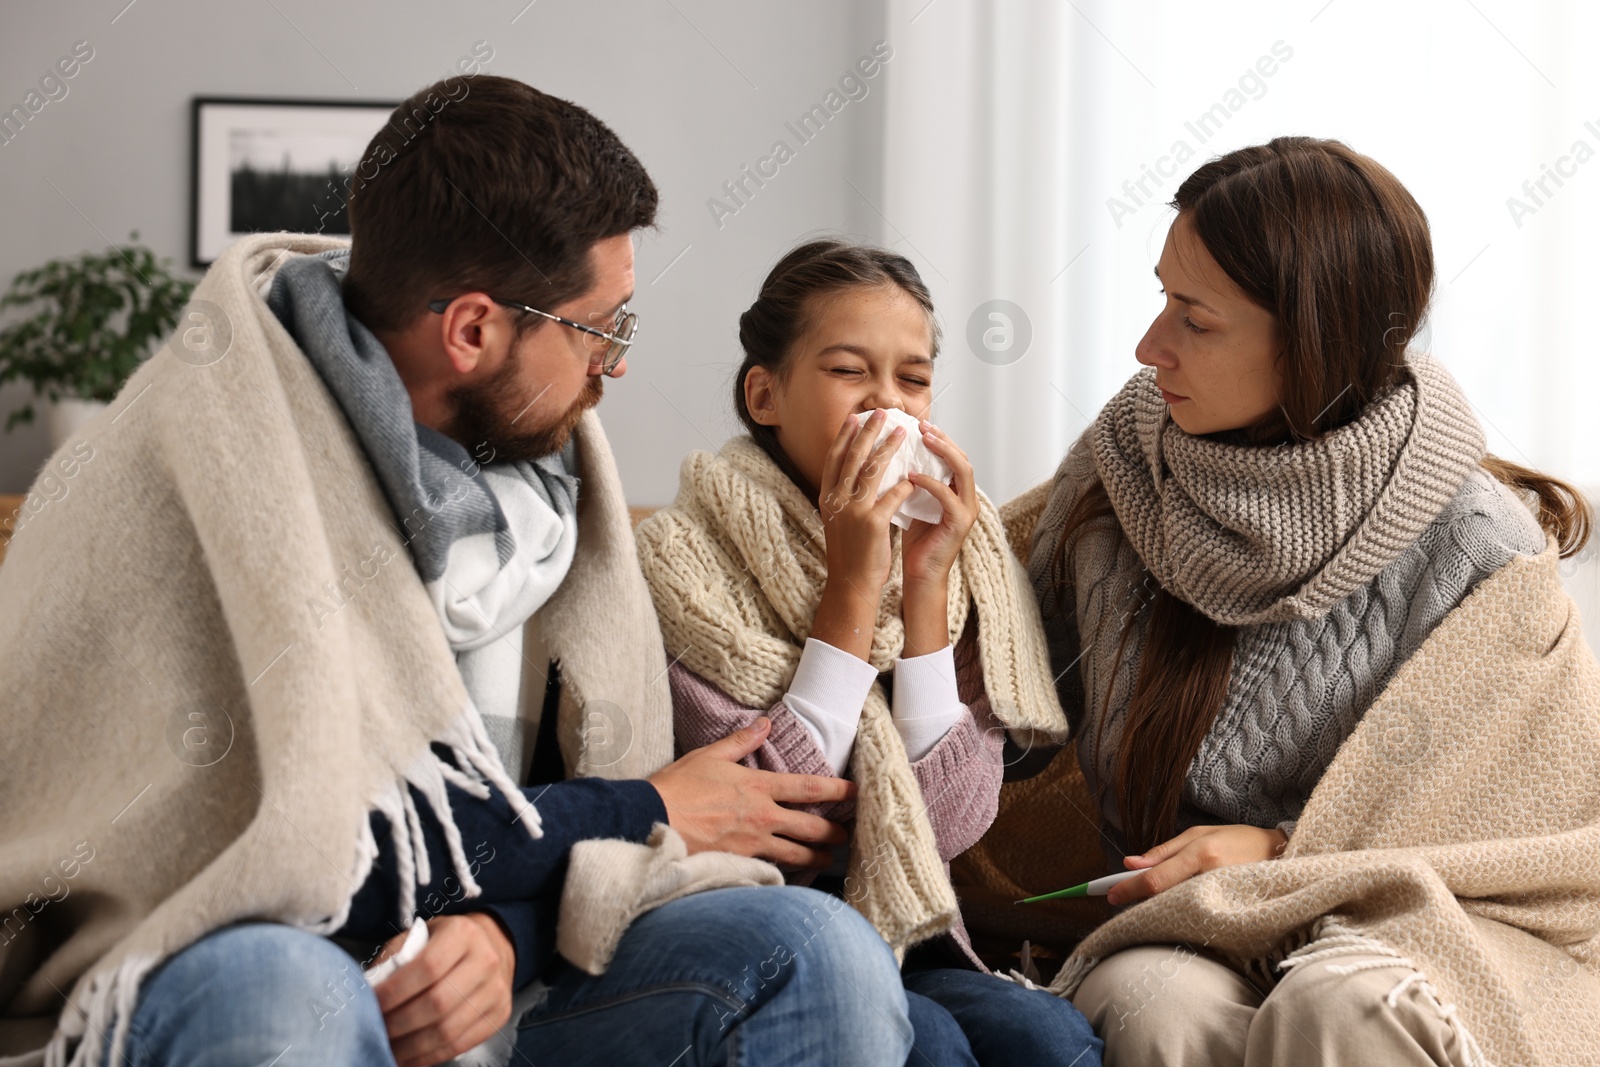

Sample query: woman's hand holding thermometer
[1015,870,1143,903]
[1018,825,1290,906]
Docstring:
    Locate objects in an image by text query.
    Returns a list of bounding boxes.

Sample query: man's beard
[441,347,604,465]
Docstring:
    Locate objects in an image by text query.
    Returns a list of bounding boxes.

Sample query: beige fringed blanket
[0,234,674,1067]
[1042,541,1600,1066]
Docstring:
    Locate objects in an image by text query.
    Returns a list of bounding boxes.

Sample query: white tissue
[364,916,429,986]
[852,408,951,530]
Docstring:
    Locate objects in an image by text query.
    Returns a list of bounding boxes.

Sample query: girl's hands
[900,421,979,591]
[812,411,917,661]
[900,421,979,657]
[1105,824,1289,906]
[818,410,917,595]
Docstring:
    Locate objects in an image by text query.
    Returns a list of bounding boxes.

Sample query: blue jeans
[902,967,1104,1067]
[105,920,393,1066]
[108,886,912,1066]
[514,886,912,1064]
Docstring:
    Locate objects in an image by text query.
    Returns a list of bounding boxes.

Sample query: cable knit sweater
[1028,358,1547,860]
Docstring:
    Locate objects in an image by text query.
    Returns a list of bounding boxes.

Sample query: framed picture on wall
[189,96,398,267]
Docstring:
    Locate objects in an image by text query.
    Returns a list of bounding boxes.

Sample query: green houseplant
[0,232,194,439]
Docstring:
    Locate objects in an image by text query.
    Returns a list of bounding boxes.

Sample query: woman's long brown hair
[1050,137,1592,853]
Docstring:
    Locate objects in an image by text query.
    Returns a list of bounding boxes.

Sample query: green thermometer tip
[1015,882,1091,904]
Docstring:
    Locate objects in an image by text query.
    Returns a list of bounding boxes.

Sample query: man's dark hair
[343,75,658,335]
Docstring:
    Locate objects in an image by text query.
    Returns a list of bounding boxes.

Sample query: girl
[636,240,1103,1067]
[1020,137,1599,1065]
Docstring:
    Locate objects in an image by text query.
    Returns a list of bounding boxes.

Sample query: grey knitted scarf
[265,250,579,782]
[1092,356,1486,626]
[1026,354,1547,851]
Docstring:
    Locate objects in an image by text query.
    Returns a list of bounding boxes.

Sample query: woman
[636,240,1102,1067]
[1018,137,1598,1065]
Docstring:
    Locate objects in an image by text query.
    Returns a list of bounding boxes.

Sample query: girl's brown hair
[734,239,940,497]
[1050,137,1591,852]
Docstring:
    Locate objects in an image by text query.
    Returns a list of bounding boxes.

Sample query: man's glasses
[427,296,638,375]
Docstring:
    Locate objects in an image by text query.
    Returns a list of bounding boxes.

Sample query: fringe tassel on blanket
[440,702,543,840]
[1042,953,1096,998]
[43,953,158,1067]
[42,706,543,1067]
[995,940,1050,992]
[1279,919,1494,1067]
[380,706,544,928]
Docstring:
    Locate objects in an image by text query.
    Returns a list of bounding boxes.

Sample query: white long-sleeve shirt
[783,637,967,775]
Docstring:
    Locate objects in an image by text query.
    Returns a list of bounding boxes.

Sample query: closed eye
[1159,287,1207,334]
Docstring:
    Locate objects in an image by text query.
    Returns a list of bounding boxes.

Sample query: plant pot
[46,396,109,449]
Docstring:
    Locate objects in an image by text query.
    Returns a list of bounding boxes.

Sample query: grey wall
[0,0,890,503]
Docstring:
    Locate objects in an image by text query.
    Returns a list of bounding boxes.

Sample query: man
[0,76,911,1066]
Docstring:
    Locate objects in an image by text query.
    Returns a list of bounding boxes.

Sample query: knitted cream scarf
[635,437,1068,955]
[1093,356,1486,626]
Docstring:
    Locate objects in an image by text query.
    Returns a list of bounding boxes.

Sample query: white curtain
[877,0,1600,644]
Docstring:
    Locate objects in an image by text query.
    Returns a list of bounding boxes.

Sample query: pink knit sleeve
[907,637,1005,862]
[668,662,856,823]
[667,625,1005,860]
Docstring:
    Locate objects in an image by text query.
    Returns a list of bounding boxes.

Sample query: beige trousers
[1071,944,1475,1067]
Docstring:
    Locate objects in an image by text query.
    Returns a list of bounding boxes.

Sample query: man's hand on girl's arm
[1106,824,1289,906]
[648,716,854,868]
